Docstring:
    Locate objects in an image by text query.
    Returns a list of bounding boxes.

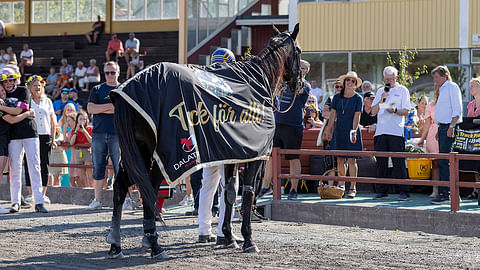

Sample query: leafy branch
[386,47,428,89]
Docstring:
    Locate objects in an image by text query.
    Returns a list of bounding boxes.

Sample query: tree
[386,47,428,89]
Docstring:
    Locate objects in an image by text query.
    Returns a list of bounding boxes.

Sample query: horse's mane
[250,34,291,91]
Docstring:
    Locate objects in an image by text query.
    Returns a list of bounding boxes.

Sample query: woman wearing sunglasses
[325,72,364,198]
[0,66,48,213]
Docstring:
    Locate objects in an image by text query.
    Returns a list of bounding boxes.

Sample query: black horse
[106,24,302,258]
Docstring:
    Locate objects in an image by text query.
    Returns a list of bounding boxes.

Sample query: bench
[280,128,374,174]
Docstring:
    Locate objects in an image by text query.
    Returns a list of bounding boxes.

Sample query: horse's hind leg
[106,168,128,259]
[142,184,169,259]
[221,164,239,248]
[241,161,262,253]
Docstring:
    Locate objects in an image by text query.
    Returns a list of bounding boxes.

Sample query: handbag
[316,120,327,147]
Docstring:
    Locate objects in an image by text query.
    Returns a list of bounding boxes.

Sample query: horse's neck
[255,52,285,94]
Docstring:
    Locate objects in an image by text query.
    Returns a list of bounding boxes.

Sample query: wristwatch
[449,124,456,129]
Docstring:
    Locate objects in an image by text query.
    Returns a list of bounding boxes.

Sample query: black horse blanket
[111,61,275,185]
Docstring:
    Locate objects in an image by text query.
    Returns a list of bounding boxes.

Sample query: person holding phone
[371,66,411,201]
[69,111,93,187]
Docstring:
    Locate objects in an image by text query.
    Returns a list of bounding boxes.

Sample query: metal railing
[271,147,480,212]
[49,142,113,170]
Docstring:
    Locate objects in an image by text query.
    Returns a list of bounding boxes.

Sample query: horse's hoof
[225,240,240,249]
[107,244,125,259]
[106,231,120,245]
[151,248,169,259]
[243,244,259,253]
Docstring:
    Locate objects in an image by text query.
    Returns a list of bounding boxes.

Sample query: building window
[113,0,178,21]
[0,1,25,24]
[472,49,480,64]
[302,52,348,97]
[32,0,106,23]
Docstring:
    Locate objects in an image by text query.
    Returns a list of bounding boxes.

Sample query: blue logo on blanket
[195,70,233,97]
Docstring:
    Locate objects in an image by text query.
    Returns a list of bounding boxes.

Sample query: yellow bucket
[407,158,432,180]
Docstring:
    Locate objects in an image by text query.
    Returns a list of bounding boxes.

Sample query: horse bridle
[272,33,303,114]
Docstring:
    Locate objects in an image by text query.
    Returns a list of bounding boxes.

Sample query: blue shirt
[52,99,78,121]
[60,64,73,76]
[88,83,117,134]
[274,82,311,127]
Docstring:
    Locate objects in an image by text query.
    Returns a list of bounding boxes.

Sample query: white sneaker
[43,196,51,204]
[122,198,133,210]
[86,199,102,210]
[0,205,9,214]
[178,195,193,206]
[25,195,33,203]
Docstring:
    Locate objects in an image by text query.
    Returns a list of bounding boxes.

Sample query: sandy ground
[0,202,479,270]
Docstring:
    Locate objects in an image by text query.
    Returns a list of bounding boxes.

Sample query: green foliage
[405,143,424,153]
[241,47,252,61]
[386,47,429,88]
[410,92,427,105]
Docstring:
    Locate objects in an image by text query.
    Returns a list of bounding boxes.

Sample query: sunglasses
[105,71,117,76]
[346,78,357,84]
[334,85,343,89]
[307,100,315,104]
[62,91,69,94]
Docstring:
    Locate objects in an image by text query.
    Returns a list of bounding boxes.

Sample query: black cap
[363,91,375,99]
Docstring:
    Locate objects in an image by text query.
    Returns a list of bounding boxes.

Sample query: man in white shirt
[19,44,33,75]
[309,80,323,109]
[430,65,462,204]
[124,32,140,64]
[73,61,87,90]
[371,66,411,201]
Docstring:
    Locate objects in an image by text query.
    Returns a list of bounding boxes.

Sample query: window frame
[31,0,105,23]
[0,1,25,24]
[113,0,178,21]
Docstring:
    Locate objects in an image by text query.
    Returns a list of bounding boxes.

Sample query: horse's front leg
[106,169,128,259]
[241,161,262,253]
[221,164,239,248]
[142,184,169,259]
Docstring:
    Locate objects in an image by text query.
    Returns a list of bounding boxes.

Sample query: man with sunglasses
[53,88,77,121]
[86,61,121,210]
[371,66,411,201]
[258,60,312,200]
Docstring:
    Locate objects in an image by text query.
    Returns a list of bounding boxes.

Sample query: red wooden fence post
[272,147,281,200]
[449,152,460,212]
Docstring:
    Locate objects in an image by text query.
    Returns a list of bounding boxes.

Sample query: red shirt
[70,126,92,148]
[107,39,124,52]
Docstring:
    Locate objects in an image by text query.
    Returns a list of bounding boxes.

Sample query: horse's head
[269,23,303,93]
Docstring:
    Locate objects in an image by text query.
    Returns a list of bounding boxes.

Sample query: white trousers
[9,138,44,205]
[198,165,235,236]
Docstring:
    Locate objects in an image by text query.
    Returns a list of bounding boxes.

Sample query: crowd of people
[0,59,126,214]
[1,36,480,241]
[253,63,480,205]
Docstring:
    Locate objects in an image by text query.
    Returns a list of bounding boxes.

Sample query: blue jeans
[91,133,120,181]
[437,124,455,197]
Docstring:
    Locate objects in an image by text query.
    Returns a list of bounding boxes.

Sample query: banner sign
[112,62,275,185]
[453,128,480,153]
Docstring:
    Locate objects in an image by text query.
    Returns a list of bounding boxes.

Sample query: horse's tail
[114,97,157,213]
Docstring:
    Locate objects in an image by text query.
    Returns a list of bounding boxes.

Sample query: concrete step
[0,184,185,208]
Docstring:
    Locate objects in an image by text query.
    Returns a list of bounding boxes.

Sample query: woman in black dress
[326,72,363,198]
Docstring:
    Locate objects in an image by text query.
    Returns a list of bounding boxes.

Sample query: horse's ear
[272,24,281,36]
[291,23,299,40]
